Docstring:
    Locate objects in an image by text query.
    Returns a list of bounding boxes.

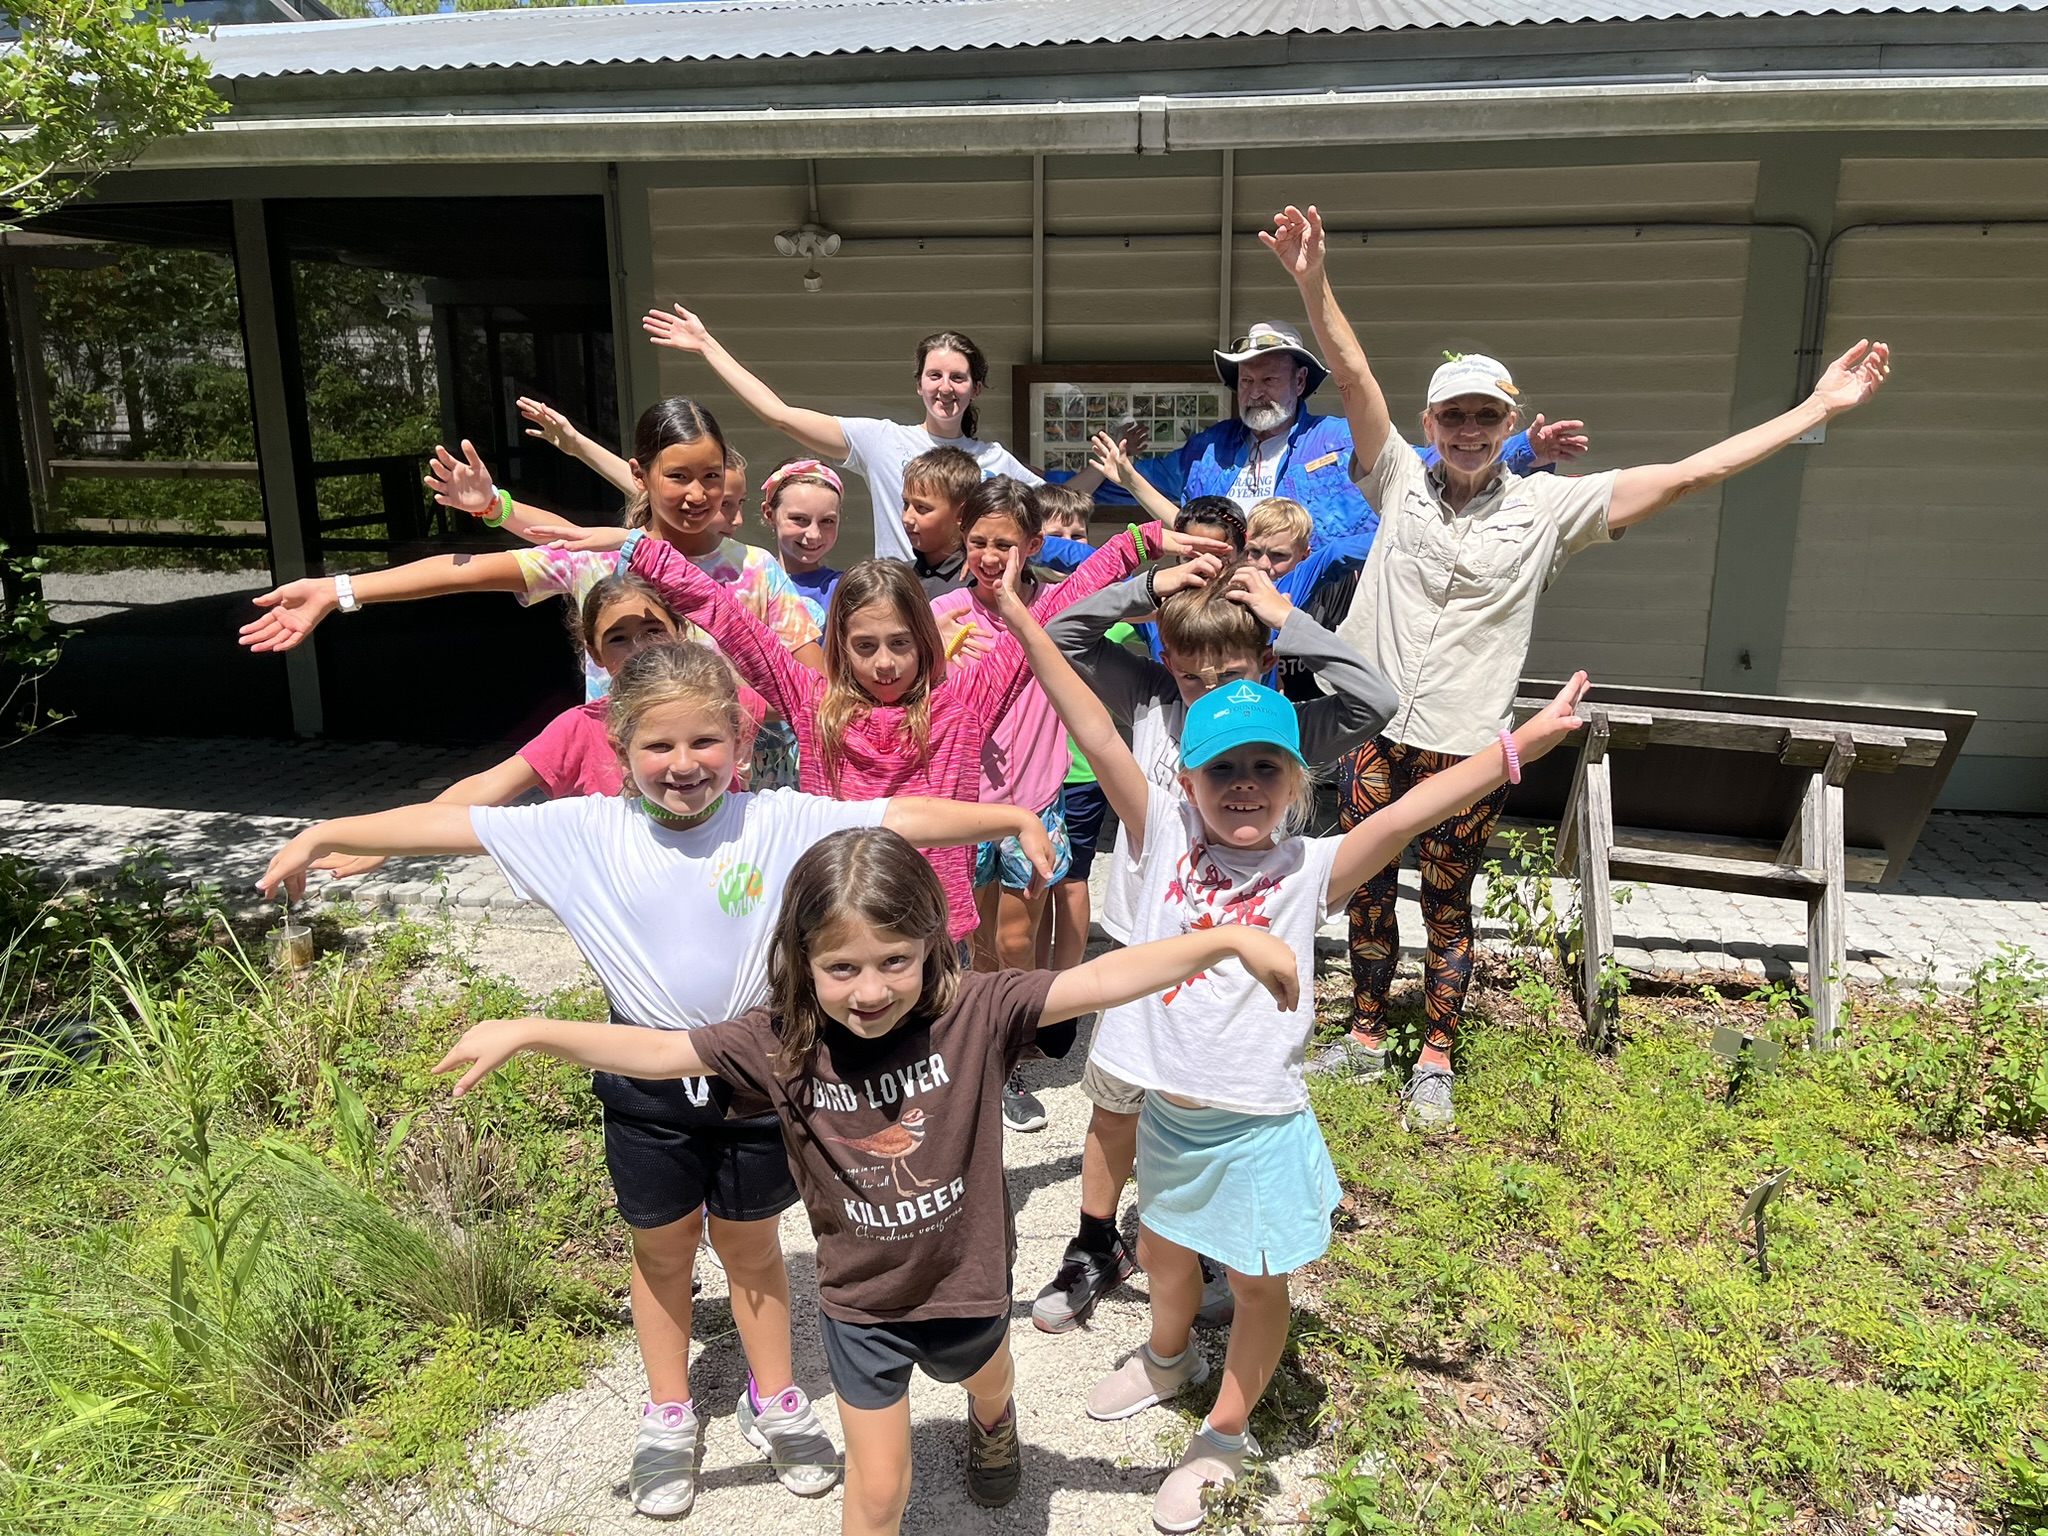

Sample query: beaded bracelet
[480,487,513,528]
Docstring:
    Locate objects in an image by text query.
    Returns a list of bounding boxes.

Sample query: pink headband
[760,458,844,511]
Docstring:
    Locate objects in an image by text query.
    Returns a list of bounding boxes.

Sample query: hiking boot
[1307,1034,1388,1081]
[1003,1070,1048,1132]
[736,1382,840,1496]
[1032,1232,1136,1333]
[1086,1345,1210,1422]
[1153,1427,1259,1533]
[630,1400,701,1518]
[966,1400,1023,1508]
[1400,1063,1456,1134]
[1194,1257,1235,1329]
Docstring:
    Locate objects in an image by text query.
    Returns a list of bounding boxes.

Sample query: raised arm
[1327,674,1589,905]
[1044,925,1300,1023]
[1607,340,1890,531]
[1266,205,1395,468]
[643,304,850,462]
[1087,430,1184,526]
[436,1017,711,1098]
[310,756,543,880]
[627,535,824,721]
[517,397,638,498]
[259,802,484,902]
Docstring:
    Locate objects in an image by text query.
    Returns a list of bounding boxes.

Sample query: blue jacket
[1087,407,1540,542]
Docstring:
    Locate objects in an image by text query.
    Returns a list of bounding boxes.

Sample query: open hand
[238,579,336,653]
[1156,527,1235,561]
[311,852,388,880]
[1226,563,1293,629]
[1259,204,1327,286]
[520,522,632,553]
[516,397,583,454]
[1231,928,1300,1011]
[1087,430,1136,487]
[1811,339,1891,417]
[988,545,1029,619]
[1526,414,1590,467]
[1516,671,1591,765]
[643,304,714,354]
[1115,419,1150,459]
[434,1019,533,1097]
[424,441,497,516]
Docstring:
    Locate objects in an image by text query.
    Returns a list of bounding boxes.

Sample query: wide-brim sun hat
[1427,353,1520,410]
[1213,321,1330,398]
[1180,680,1307,770]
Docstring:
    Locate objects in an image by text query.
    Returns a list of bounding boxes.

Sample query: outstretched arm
[1265,205,1395,468]
[436,1017,711,1097]
[1608,340,1890,530]
[627,536,824,719]
[238,548,531,653]
[1327,674,1589,906]
[882,797,1055,885]
[643,305,850,462]
[1045,926,1300,1023]
[1087,430,1183,526]
[517,397,637,498]
[311,756,543,880]
[259,803,484,902]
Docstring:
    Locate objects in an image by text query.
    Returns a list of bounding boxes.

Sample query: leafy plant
[0,541,78,742]
[1306,1452,1403,1534]
[1857,946,2048,1140]
[1996,1433,2048,1535]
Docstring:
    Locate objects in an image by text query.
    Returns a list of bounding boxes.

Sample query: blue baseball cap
[1180,680,1305,769]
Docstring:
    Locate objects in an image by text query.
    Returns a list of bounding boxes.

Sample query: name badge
[1303,451,1341,473]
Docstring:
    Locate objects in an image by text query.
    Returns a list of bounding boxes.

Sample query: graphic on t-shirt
[712,855,767,917]
[829,1107,935,1197]
[1162,844,1279,1005]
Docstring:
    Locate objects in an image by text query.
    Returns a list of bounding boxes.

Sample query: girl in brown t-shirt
[437,825,1298,1535]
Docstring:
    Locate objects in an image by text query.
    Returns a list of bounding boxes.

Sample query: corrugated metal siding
[1780,220,2048,771]
[200,0,2048,78]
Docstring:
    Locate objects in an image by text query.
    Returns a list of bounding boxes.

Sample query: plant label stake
[1738,1168,1791,1281]
[1712,1025,1783,1103]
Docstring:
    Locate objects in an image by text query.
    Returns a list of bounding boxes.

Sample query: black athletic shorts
[820,1312,1012,1411]
[1059,779,1110,882]
[592,1070,799,1230]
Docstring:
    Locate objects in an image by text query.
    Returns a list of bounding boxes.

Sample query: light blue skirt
[1135,1095,1341,1277]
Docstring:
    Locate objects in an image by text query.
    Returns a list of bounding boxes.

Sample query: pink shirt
[518,688,769,800]
[929,583,1070,815]
[631,528,1160,938]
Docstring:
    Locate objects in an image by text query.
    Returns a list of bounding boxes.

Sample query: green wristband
[481,487,512,528]
[1127,521,1151,566]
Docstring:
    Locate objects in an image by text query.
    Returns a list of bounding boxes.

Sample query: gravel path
[41,567,271,623]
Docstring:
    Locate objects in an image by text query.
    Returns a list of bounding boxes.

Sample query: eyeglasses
[1431,406,1509,430]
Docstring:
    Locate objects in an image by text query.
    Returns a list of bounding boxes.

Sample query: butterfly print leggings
[1337,736,1512,1054]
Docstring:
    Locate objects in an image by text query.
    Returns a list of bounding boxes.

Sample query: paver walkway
[4,730,2044,986]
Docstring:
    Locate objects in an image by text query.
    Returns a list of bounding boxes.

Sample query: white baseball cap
[1427,353,1520,409]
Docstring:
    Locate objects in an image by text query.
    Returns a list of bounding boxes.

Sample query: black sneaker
[1002,1070,1048,1133]
[966,1401,1022,1508]
[1032,1232,1136,1333]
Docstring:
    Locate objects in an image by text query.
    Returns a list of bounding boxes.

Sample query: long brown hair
[625,397,729,530]
[768,828,961,1080]
[915,330,989,439]
[814,559,944,780]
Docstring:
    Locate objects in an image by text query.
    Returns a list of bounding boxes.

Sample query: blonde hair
[605,641,748,772]
[816,560,943,780]
[1184,754,1320,841]
[768,828,961,1079]
[1246,497,1311,550]
[1157,558,1267,671]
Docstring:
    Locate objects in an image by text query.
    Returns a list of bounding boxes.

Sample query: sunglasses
[1231,334,1293,353]
[1431,406,1510,430]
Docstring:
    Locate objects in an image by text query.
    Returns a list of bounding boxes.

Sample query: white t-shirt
[1092,783,1342,1116]
[1100,695,1188,944]
[1226,430,1289,513]
[837,416,1041,563]
[470,789,888,1030]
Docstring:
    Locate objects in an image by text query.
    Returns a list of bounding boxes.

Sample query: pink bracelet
[1499,727,1522,785]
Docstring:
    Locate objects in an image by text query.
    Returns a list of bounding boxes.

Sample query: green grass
[1286,962,2048,1536]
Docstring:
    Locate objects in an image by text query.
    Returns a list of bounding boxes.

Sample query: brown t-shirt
[689,968,1058,1325]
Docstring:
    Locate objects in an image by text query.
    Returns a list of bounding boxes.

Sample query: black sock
[1078,1212,1120,1254]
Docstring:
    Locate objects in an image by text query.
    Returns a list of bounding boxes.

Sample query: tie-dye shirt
[512,538,821,703]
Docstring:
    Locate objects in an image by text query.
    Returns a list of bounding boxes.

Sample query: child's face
[841,599,922,706]
[618,701,736,818]
[773,483,841,571]
[810,917,930,1039]
[633,438,727,545]
[1045,510,1088,541]
[1179,746,1295,851]
[714,468,747,538]
[1245,534,1309,578]
[1160,644,1271,707]
[964,512,1042,595]
[902,488,964,559]
[591,596,678,678]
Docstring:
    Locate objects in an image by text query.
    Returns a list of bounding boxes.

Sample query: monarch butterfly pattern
[1336,737,1511,1054]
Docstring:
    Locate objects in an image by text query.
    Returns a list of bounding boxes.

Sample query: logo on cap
[1225,682,1262,704]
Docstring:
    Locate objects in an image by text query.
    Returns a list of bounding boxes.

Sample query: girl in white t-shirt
[257,641,1058,1525]
[641,306,1039,564]
[991,573,1590,1532]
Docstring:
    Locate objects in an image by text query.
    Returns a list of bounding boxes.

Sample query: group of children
[245,293,1594,1535]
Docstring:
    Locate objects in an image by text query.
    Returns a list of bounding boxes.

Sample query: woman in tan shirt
[1264,203,1891,1132]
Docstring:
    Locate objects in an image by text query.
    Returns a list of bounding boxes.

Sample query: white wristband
[334,573,360,613]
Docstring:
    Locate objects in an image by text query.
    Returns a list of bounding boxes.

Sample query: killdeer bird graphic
[828,1108,935,1197]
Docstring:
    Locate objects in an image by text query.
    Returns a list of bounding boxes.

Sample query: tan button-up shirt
[1336,431,1617,758]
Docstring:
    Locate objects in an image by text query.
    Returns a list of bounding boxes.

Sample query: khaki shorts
[1080,1045,1146,1116]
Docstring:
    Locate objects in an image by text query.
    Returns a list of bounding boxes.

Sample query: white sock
[1199,1418,1247,1451]
[1144,1341,1189,1369]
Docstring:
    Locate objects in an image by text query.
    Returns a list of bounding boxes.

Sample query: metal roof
[199,0,2048,78]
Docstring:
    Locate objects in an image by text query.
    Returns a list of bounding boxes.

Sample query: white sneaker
[736,1383,841,1496]
[631,1400,700,1518]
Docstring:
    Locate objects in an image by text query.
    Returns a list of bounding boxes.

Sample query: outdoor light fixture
[774,221,842,292]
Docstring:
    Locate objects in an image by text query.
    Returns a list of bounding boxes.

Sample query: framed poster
[1011,365,1232,477]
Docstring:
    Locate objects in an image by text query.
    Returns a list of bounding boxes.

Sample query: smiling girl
[257,642,1059,1524]
[642,308,1040,564]
[761,456,847,622]
[434,826,1300,1536]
